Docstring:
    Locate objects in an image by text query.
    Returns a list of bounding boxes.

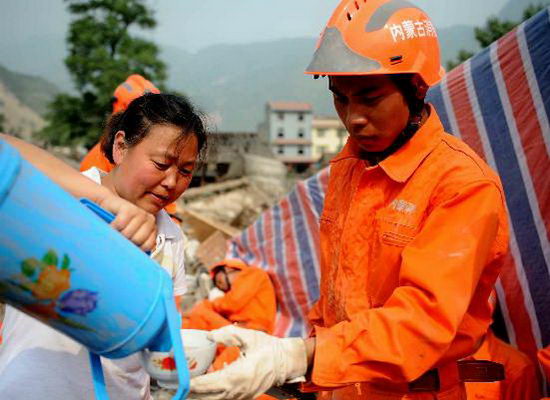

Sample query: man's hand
[188,326,308,400]
[97,192,157,252]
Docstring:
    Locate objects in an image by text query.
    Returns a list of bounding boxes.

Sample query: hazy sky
[1,0,529,52]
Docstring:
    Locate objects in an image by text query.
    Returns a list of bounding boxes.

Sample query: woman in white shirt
[0,93,208,399]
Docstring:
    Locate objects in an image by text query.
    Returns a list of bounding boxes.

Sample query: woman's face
[112,124,198,214]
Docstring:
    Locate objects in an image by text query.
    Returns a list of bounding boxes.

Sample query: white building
[261,101,316,171]
[311,116,347,161]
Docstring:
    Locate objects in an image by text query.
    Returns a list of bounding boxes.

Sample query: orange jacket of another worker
[466,330,540,400]
[80,143,114,173]
[185,260,277,334]
[210,261,276,333]
[183,260,277,382]
[308,106,509,397]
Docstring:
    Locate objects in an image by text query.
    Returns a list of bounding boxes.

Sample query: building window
[277,128,284,138]
[298,129,304,138]
[278,146,284,155]
[317,129,326,138]
[298,145,304,155]
[337,129,347,138]
[277,112,284,120]
[298,113,304,121]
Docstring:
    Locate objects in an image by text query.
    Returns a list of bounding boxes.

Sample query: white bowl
[142,329,216,389]
[180,329,217,377]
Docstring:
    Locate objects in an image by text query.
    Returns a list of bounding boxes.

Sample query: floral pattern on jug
[2,249,98,330]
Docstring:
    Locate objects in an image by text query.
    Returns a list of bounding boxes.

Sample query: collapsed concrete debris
[178,154,287,238]
[175,154,287,316]
[180,178,274,232]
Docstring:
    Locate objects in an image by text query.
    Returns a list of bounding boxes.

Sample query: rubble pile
[173,155,287,320]
[175,178,283,303]
[177,154,287,267]
[180,178,274,231]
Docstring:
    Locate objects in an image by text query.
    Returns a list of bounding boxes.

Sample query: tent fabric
[228,5,550,382]
[228,168,328,338]
[427,7,550,377]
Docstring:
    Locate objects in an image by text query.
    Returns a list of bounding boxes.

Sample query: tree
[38,0,166,148]
[447,3,548,71]
[0,113,4,132]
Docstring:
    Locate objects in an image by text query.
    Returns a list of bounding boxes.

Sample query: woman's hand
[97,190,157,252]
[1,135,157,251]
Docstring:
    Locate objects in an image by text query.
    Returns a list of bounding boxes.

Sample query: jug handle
[163,291,190,399]
[89,351,110,400]
[80,198,115,223]
[80,198,151,255]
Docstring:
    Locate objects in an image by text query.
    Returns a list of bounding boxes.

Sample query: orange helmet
[305,0,444,87]
[112,74,160,114]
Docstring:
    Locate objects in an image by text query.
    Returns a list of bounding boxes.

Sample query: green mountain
[0,26,488,132]
[7,8,538,132]
[164,38,334,132]
[164,25,479,132]
[0,0,539,131]
[0,64,60,116]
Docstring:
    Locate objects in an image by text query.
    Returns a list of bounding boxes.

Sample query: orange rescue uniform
[309,106,509,399]
[80,143,114,174]
[184,261,276,334]
[183,261,277,383]
[465,330,540,400]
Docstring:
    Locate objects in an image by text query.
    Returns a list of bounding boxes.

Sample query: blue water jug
[0,140,190,399]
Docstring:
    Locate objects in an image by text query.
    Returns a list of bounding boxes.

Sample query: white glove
[188,326,308,400]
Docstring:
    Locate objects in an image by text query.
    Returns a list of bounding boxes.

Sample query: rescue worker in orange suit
[187,1,510,399]
[183,259,277,372]
[465,329,540,400]
[183,259,276,334]
[79,74,178,216]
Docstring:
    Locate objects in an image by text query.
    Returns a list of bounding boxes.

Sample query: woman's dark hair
[100,93,208,164]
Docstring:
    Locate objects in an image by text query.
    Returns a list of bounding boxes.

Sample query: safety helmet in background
[112,74,160,114]
[305,0,445,88]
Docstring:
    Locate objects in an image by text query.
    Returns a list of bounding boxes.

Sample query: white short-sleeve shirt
[0,167,187,399]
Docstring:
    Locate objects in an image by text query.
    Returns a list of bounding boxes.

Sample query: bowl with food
[142,329,216,389]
